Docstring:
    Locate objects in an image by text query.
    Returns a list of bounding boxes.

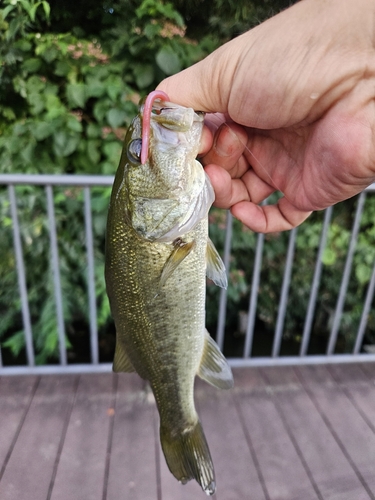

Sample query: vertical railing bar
[272,227,298,358]
[327,192,366,355]
[300,207,333,356]
[8,185,35,367]
[84,187,99,364]
[45,185,67,365]
[353,256,375,354]
[216,211,233,351]
[243,232,264,358]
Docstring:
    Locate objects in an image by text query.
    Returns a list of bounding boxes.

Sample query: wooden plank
[0,376,38,476]
[328,363,371,386]
[357,362,375,382]
[49,373,114,500]
[197,376,267,500]
[327,364,375,437]
[297,365,375,498]
[263,366,371,500]
[236,367,320,500]
[0,375,78,500]
[106,374,159,500]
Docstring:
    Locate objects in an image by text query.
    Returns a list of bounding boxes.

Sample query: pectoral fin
[159,239,195,290]
[198,330,233,389]
[206,238,228,289]
[113,341,135,373]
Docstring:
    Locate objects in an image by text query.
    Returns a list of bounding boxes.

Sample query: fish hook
[141,90,170,165]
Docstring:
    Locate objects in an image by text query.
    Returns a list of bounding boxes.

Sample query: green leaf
[29,3,39,22]
[0,106,16,121]
[322,247,336,266]
[356,263,371,285]
[106,74,124,101]
[22,58,42,73]
[28,93,45,115]
[87,140,101,164]
[2,4,15,20]
[45,94,65,119]
[156,46,181,75]
[14,39,32,52]
[42,1,50,18]
[33,121,53,140]
[86,77,106,98]
[66,83,87,108]
[41,46,58,63]
[53,131,79,157]
[103,141,121,162]
[86,123,100,138]
[144,22,161,39]
[93,100,109,122]
[21,142,35,164]
[134,63,154,89]
[66,115,83,133]
[106,108,126,128]
[54,60,71,77]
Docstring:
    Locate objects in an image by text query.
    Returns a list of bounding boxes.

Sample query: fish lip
[142,100,205,124]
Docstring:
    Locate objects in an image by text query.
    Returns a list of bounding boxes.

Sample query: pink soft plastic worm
[140,90,170,165]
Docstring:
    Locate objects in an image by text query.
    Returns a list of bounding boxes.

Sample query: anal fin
[113,341,135,373]
[198,330,233,389]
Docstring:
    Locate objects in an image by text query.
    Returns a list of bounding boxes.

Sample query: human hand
[157,0,375,232]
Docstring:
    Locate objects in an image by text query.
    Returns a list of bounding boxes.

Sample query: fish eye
[127,139,142,164]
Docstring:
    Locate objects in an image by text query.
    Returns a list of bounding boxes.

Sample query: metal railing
[1,174,375,375]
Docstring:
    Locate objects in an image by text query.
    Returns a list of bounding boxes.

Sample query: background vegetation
[1,0,375,364]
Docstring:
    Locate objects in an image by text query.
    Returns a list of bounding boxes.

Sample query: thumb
[156,45,233,114]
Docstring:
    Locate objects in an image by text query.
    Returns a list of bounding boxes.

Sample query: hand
[157,0,375,232]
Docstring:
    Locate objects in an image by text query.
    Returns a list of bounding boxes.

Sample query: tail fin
[160,420,216,496]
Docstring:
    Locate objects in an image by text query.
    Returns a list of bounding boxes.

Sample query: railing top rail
[0,174,115,186]
[0,175,375,193]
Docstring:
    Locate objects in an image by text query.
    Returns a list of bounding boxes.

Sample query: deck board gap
[327,366,375,437]
[295,367,375,500]
[46,375,81,500]
[0,376,40,482]
[232,391,271,500]
[260,368,325,500]
[101,374,118,500]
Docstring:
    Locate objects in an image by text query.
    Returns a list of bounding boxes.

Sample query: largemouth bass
[105,90,233,496]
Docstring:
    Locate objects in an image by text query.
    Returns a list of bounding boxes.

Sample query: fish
[105,90,234,496]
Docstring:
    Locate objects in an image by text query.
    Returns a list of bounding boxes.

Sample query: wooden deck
[2,363,375,500]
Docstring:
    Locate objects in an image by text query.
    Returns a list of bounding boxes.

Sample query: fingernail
[214,124,242,157]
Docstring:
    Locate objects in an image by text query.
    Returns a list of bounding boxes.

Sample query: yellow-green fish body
[105,98,233,495]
